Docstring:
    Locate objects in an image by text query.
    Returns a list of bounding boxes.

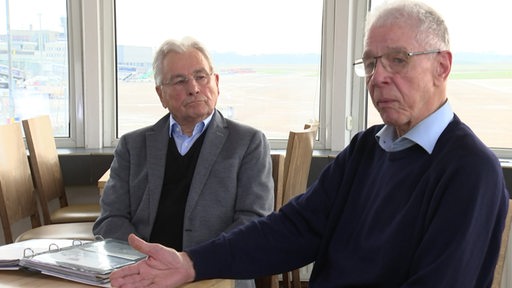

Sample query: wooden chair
[280,123,317,288]
[22,115,100,225]
[0,122,95,244]
[491,199,512,288]
[255,153,285,288]
[255,123,318,288]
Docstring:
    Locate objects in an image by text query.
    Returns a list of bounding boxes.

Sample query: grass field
[450,63,512,79]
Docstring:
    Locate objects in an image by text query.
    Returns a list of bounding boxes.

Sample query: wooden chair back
[282,123,317,204]
[0,122,96,244]
[22,115,100,225]
[22,115,67,223]
[491,199,512,288]
[271,153,285,211]
[280,123,317,288]
[255,123,318,288]
[255,153,285,288]
[0,122,43,243]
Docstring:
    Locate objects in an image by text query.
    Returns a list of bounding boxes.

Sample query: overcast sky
[2,0,511,55]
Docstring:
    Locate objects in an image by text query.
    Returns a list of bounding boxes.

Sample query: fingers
[128,233,149,253]
[128,234,171,266]
[110,261,140,281]
[111,275,153,288]
[111,234,193,287]
[112,262,139,277]
[110,234,149,287]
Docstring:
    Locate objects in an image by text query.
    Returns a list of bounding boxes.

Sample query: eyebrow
[169,68,209,78]
[362,46,409,58]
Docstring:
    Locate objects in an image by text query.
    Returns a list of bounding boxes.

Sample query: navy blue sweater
[187,115,509,287]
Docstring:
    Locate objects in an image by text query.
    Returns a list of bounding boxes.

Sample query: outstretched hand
[110,234,196,288]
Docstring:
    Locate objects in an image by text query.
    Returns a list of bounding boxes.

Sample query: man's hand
[110,234,196,288]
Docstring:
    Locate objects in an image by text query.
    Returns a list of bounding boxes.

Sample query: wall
[56,151,512,194]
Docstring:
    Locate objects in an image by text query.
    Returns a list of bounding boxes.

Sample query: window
[2,1,509,158]
[0,0,70,137]
[365,0,512,155]
[114,0,323,144]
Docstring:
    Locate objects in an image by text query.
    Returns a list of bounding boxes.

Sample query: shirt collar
[376,101,454,154]
[169,112,213,138]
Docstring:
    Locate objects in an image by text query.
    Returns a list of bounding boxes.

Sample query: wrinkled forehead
[163,50,210,73]
[363,22,419,57]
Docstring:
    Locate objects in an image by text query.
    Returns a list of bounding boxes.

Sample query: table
[97,169,110,195]
[0,269,233,288]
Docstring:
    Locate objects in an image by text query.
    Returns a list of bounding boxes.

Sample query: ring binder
[23,248,35,259]
[1,237,144,287]
[48,243,59,252]
[20,238,86,260]
[94,234,105,241]
[16,238,146,287]
[1,238,91,270]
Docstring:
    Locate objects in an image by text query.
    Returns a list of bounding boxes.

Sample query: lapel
[146,114,171,217]
[185,110,228,218]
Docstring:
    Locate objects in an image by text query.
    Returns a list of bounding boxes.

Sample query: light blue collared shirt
[169,113,213,155]
[375,101,454,154]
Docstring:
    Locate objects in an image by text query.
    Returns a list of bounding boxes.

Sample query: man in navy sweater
[110,1,509,287]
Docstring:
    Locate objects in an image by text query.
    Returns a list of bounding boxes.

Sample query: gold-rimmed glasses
[353,49,441,77]
[161,69,214,89]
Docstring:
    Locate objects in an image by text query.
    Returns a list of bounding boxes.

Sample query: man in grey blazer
[93,37,273,288]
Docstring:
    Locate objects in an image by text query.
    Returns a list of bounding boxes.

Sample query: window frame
[95,0,358,151]
[1,0,82,148]
[56,0,83,148]
[73,0,510,159]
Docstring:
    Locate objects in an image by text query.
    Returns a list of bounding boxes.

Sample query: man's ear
[435,50,452,84]
[155,85,166,108]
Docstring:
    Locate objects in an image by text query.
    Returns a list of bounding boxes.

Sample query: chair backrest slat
[256,123,318,288]
[271,153,285,211]
[22,115,68,225]
[491,199,512,288]
[282,123,318,204]
[0,122,42,243]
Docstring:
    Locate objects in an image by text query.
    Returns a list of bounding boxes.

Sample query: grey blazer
[93,110,274,249]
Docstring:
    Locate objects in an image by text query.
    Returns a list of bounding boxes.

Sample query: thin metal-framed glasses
[161,69,214,88]
[353,49,441,77]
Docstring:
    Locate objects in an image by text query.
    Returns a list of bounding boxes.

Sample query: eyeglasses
[161,69,214,88]
[353,49,441,77]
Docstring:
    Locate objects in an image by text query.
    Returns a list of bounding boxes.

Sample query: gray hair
[152,37,214,85]
[364,0,450,50]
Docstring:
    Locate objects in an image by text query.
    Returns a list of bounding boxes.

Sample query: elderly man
[94,37,274,288]
[110,1,509,287]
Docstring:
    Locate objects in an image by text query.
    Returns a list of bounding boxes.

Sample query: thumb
[127,233,151,255]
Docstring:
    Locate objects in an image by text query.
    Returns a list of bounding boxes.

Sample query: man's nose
[370,58,391,81]
[187,79,200,95]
